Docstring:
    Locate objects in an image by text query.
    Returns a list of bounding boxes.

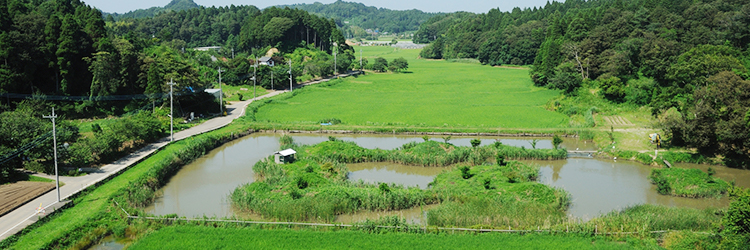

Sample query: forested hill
[0,0,343,105]
[417,0,750,168]
[104,0,200,20]
[280,0,441,35]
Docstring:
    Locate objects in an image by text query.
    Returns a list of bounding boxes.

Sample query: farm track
[603,116,633,126]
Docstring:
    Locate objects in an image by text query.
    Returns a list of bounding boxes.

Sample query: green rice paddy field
[254,47,568,129]
[128,226,632,250]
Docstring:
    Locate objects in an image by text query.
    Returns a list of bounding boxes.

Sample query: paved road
[0,90,285,240]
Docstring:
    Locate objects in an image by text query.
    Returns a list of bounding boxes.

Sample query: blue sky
[83,0,554,14]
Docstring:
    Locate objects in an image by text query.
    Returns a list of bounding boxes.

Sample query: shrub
[279,134,294,146]
[422,135,429,142]
[483,178,492,189]
[470,139,481,148]
[379,183,391,193]
[460,166,474,179]
[552,135,563,149]
[723,187,750,235]
[496,154,506,166]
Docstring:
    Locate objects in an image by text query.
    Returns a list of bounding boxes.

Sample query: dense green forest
[104,0,199,20]
[417,0,750,168]
[282,0,440,38]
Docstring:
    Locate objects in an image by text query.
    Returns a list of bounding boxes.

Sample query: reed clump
[650,168,731,198]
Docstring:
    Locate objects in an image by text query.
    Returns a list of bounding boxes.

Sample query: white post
[289,59,293,92]
[218,67,224,115]
[271,70,274,91]
[253,57,257,100]
[168,79,175,142]
[334,51,337,77]
[42,108,59,202]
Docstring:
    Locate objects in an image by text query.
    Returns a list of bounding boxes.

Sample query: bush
[470,139,481,148]
[552,135,563,150]
[496,154,506,166]
[24,161,53,174]
[460,166,474,179]
[279,134,294,146]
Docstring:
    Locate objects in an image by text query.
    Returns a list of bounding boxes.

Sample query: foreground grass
[128,226,634,250]
[252,47,568,129]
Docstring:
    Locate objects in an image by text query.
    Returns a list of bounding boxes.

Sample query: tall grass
[659,151,712,164]
[557,204,721,236]
[303,140,565,167]
[427,198,568,229]
[232,157,435,222]
[425,161,570,229]
[650,168,731,198]
[127,225,633,249]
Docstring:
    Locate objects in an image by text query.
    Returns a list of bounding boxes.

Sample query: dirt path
[0,182,55,216]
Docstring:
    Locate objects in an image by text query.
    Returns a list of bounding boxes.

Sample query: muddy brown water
[526,158,745,220]
[145,133,571,218]
[145,133,744,222]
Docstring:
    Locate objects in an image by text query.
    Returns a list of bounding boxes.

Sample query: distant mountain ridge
[102,0,439,37]
[104,0,200,20]
[278,0,442,35]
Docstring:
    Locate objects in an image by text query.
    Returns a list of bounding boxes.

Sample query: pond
[145,133,743,221]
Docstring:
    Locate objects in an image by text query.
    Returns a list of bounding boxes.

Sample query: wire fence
[114,202,700,237]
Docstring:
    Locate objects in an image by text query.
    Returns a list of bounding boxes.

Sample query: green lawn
[219,84,269,102]
[128,226,633,250]
[254,47,568,129]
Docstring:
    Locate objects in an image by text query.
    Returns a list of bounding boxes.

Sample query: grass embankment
[0,121,253,250]
[232,139,569,228]
[650,168,731,198]
[127,225,633,250]
[247,47,568,131]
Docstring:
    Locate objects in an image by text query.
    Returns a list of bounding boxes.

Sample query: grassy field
[220,84,270,102]
[252,47,568,129]
[128,226,634,250]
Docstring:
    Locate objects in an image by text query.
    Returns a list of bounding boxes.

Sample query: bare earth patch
[0,181,55,215]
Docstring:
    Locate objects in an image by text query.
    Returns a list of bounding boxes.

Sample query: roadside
[0,91,282,240]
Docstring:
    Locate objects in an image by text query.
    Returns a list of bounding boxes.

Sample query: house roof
[275,149,296,156]
[259,56,273,62]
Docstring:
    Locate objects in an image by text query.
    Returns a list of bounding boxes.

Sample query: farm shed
[274,149,296,164]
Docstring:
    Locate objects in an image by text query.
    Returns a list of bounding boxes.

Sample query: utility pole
[271,70,274,91]
[218,67,224,116]
[42,108,60,202]
[288,60,293,92]
[360,49,363,70]
[168,79,176,142]
[253,57,258,100]
[231,48,235,59]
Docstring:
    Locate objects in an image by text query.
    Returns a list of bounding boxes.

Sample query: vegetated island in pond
[231,136,571,228]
